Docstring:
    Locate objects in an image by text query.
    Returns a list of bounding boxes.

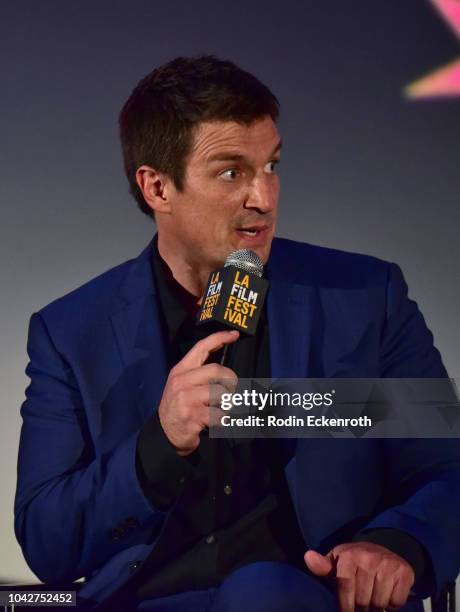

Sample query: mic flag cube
[196,266,268,336]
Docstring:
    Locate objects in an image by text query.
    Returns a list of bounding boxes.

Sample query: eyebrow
[207,139,283,164]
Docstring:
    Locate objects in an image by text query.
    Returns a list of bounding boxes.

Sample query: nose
[243,175,278,214]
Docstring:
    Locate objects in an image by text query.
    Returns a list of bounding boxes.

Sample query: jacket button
[110,527,124,540]
[205,535,215,544]
[124,517,139,529]
[129,560,142,573]
[223,484,232,495]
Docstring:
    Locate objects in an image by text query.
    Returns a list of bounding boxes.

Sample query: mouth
[235,225,270,240]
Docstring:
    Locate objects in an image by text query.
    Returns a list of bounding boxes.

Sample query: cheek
[271,176,280,201]
[175,200,225,240]
[176,177,244,229]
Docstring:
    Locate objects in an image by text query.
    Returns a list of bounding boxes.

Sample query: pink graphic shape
[432,0,460,38]
[405,0,460,99]
[406,58,460,97]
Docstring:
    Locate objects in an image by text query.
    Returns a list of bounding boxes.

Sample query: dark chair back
[431,581,456,612]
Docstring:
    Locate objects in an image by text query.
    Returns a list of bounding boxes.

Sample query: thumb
[304,549,334,577]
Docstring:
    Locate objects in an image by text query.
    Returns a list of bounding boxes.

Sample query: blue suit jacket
[14,237,460,607]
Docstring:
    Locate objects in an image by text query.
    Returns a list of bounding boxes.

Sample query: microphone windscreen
[224,249,263,277]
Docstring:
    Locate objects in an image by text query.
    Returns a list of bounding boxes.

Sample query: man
[15,56,460,611]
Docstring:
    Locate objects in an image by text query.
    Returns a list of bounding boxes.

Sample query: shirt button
[223,484,233,495]
[205,535,216,544]
[179,477,185,484]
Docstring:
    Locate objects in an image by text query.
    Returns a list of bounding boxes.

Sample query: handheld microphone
[196,249,269,341]
[196,250,269,441]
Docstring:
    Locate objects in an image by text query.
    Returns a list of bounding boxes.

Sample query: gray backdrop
[1,0,459,592]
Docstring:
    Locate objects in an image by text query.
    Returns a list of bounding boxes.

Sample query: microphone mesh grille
[224,249,264,277]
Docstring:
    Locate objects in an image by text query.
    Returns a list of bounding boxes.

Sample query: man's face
[160,115,281,274]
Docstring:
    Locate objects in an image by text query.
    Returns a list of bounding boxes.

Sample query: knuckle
[210,363,224,379]
[176,388,191,407]
[359,552,377,573]
[336,576,355,592]
[223,365,237,377]
[220,369,237,383]
[390,597,407,609]
[181,405,193,421]
[198,336,211,351]
[168,374,182,393]
[378,556,394,574]
[337,550,354,566]
[355,597,370,608]
[191,421,203,435]
[169,363,178,375]
[371,590,389,605]
[400,563,414,579]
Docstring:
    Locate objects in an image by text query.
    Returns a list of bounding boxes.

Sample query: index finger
[336,555,357,612]
[174,330,240,373]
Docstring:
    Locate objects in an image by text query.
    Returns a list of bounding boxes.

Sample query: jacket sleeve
[14,312,168,584]
[359,263,460,598]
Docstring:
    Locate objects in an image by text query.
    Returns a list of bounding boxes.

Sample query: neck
[156,233,210,301]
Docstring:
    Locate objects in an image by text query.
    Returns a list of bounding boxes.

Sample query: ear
[135,165,174,215]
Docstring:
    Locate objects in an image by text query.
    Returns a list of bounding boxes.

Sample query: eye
[219,168,240,181]
[264,159,280,174]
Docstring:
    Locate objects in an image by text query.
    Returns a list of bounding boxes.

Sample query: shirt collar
[151,234,201,343]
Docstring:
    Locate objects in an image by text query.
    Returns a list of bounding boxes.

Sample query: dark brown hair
[119,55,279,218]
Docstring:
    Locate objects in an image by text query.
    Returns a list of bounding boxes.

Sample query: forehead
[189,116,281,164]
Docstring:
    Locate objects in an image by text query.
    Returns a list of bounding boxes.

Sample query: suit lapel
[265,250,320,530]
[267,279,317,379]
[109,238,169,425]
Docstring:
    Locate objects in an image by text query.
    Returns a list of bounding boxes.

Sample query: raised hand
[158,329,239,455]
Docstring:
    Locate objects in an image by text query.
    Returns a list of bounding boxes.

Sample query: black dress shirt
[132,238,306,601]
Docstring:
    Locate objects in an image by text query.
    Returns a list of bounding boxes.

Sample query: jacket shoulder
[42,260,131,311]
[269,237,391,288]
[35,247,147,335]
